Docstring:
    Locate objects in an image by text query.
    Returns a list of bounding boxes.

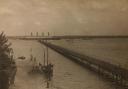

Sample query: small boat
[18,56,26,60]
[41,45,53,81]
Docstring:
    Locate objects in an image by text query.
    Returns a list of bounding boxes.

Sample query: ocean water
[51,38,128,69]
[9,39,116,89]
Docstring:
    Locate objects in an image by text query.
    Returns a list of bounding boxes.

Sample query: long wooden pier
[39,40,128,89]
[8,35,128,40]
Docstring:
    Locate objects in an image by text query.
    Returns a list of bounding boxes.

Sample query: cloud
[0,0,128,36]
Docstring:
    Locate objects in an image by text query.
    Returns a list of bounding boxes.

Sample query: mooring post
[46,80,49,88]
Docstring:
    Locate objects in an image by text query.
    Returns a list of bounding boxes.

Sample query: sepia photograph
[0,0,128,89]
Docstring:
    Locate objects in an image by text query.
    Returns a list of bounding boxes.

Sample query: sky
[0,0,128,36]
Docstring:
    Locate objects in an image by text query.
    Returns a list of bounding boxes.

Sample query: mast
[30,48,33,61]
[46,40,49,65]
[46,32,49,65]
[44,49,46,66]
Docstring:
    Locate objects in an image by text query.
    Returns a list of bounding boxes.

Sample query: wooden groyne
[39,40,128,89]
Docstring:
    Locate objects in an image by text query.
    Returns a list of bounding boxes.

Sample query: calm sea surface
[51,38,128,69]
[9,39,121,89]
